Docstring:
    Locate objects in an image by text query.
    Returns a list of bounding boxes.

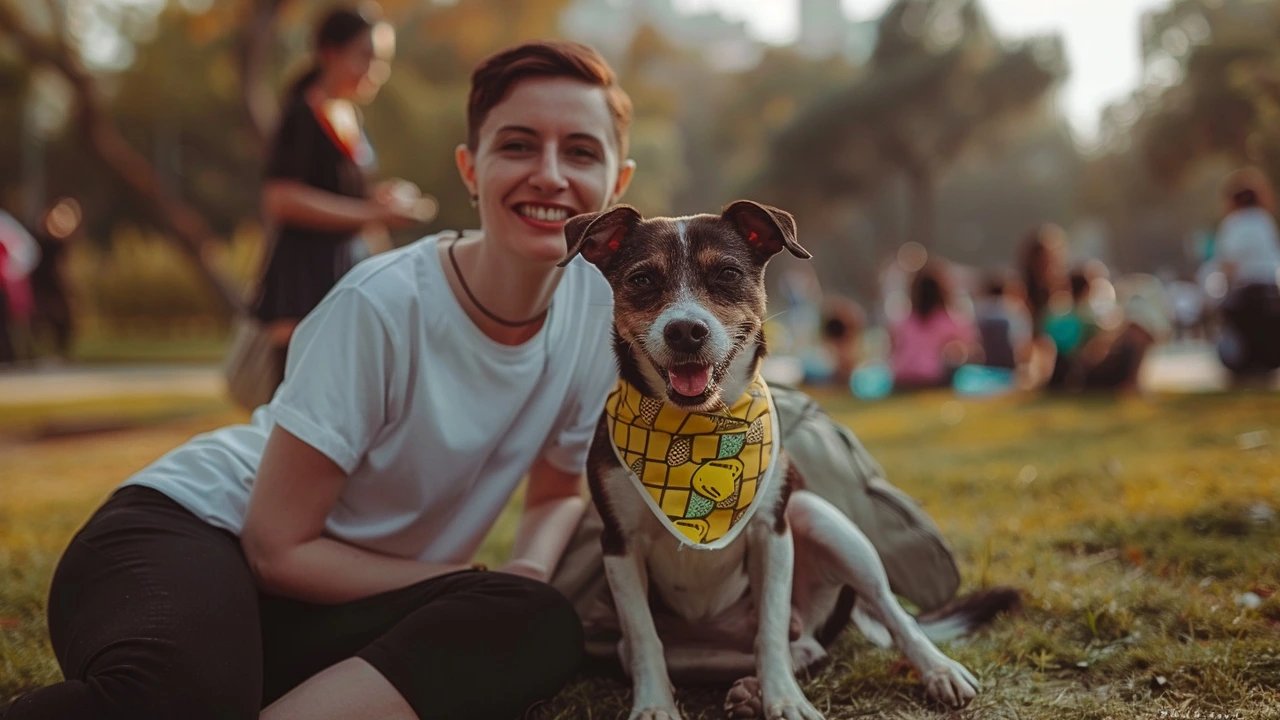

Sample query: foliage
[65,223,261,334]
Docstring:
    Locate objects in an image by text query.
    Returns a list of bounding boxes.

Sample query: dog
[560,201,1010,720]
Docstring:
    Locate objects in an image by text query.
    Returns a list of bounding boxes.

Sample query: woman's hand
[373,179,437,228]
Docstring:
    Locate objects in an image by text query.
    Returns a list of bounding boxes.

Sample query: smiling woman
[2,41,637,720]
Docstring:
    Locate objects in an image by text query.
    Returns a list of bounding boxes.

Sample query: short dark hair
[1069,270,1090,301]
[911,262,950,319]
[467,41,632,157]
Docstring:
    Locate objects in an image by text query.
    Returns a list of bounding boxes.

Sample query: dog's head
[561,200,810,412]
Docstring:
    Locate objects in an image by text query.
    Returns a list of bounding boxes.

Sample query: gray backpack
[550,384,961,638]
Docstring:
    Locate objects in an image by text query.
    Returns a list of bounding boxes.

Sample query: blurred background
[0,0,1275,371]
[4,5,1280,717]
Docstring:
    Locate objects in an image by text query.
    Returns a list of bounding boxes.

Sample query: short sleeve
[541,336,618,476]
[265,100,316,182]
[269,288,398,474]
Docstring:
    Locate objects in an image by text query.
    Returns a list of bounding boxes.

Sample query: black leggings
[2,486,583,720]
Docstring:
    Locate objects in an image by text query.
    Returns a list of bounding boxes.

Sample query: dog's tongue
[669,364,711,397]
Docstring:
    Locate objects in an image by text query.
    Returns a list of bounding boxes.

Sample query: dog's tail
[851,586,1021,648]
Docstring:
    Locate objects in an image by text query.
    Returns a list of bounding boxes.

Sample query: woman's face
[321,24,394,104]
[456,77,635,265]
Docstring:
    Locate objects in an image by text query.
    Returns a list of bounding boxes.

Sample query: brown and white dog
[561,201,996,720]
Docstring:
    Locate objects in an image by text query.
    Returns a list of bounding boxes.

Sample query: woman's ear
[455,144,477,198]
[610,158,637,205]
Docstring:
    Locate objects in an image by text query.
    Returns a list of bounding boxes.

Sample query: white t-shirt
[123,234,617,564]
[1217,208,1280,287]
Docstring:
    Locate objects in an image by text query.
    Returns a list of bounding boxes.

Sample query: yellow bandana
[604,375,778,549]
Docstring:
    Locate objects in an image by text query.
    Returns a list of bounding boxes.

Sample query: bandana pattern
[604,375,777,548]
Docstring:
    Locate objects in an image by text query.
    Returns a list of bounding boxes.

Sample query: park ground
[1,353,1278,719]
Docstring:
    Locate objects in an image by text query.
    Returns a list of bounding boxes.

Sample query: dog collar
[604,374,780,550]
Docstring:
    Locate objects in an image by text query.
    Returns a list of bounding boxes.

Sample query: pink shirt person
[890,310,978,386]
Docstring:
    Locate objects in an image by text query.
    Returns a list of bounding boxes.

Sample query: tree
[0,0,242,313]
[755,0,1065,249]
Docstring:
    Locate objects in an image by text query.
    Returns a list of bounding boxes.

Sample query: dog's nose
[664,320,709,354]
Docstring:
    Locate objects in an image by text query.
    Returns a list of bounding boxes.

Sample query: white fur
[642,289,732,368]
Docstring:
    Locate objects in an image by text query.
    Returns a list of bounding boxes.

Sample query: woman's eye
[569,147,601,161]
[628,272,653,288]
[717,267,743,283]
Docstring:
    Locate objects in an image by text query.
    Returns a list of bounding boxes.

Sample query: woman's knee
[473,573,585,677]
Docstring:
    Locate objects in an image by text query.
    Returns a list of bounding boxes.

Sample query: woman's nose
[529,147,569,193]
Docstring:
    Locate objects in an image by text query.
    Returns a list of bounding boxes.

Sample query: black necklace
[447,239,550,328]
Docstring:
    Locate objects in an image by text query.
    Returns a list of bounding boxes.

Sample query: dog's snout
[664,320,709,354]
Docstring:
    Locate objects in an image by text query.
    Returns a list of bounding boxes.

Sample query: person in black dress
[257,6,429,352]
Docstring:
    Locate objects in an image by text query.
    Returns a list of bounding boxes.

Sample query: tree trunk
[0,3,243,316]
[238,0,291,146]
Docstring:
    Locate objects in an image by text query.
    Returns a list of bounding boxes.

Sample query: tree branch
[0,1,243,315]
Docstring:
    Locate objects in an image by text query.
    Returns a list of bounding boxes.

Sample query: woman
[1214,167,1280,376]
[889,261,979,389]
[256,7,428,355]
[3,39,634,720]
[1017,223,1069,336]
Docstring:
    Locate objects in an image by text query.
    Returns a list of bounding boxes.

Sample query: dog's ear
[721,200,811,261]
[559,204,643,268]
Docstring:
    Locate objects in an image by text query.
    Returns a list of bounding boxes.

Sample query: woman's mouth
[513,203,574,230]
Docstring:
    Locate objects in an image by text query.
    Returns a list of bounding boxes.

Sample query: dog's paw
[762,692,823,720]
[920,656,980,708]
[629,706,683,720]
[723,676,761,719]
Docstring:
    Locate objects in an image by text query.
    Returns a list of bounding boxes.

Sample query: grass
[2,391,1279,719]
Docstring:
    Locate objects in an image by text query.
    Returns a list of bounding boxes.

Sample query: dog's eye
[717,267,743,283]
[628,272,653,288]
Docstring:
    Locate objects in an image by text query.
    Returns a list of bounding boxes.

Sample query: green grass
[3,392,1279,719]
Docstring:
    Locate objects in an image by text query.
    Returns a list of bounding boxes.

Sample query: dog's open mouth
[663,363,713,401]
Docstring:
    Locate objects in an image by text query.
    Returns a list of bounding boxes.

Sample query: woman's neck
[441,234,562,346]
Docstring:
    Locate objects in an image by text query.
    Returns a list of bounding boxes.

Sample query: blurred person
[255,6,431,370]
[1053,274,1171,393]
[1212,167,1280,377]
[1017,224,1070,386]
[973,270,1032,371]
[1018,223,1069,336]
[3,39,638,720]
[29,199,83,362]
[1044,270,1098,361]
[889,260,979,389]
[0,210,40,364]
[820,294,866,386]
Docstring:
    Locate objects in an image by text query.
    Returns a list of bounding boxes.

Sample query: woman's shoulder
[328,236,445,315]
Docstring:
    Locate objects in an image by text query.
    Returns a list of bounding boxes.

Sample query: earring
[469,194,479,209]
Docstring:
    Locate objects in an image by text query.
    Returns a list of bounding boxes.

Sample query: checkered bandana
[603,374,779,549]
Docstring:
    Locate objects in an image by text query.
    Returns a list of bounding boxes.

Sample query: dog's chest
[606,466,752,621]
[646,529,750,622]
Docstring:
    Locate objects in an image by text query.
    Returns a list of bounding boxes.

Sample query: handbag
[222,233,284,411]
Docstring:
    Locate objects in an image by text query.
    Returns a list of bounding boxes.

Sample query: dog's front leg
[605,549,682,720]
[747,521,823,720]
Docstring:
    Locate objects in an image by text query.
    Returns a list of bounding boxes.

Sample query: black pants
[2,486,583,720]
[1220,282,1280,374]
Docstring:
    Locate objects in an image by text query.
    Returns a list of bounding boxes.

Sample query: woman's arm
[498,458,588,583]
[263,180,422,233]
[241,427,471,605]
